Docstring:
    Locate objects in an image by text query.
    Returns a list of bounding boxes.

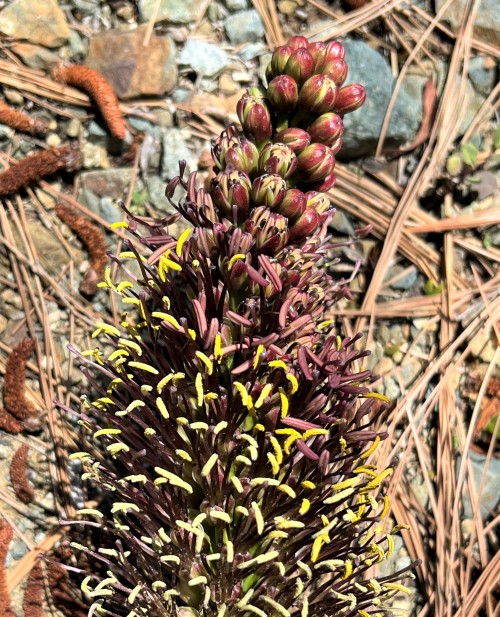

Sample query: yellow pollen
[195,351,213,375]
[227,253,246,270]
[253,344,265,370]
[176,229,192,256]
[286,373,299,393]
[128,361,158,375]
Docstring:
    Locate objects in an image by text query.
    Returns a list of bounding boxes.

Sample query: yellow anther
[152,312,182,331]
[230,476,244,493]
[188,576,208,587]
[299,499,311,515]
[109,221,129,229]
[301,480,316,490]
[269,360,287,370]
[302,428,328,439]
[128,585,142,604]
[362,392,390,403]
[93,322,120,338]
[108,349,129,362]
[359,436,381,460]
[234,381,248,406]
[195,372,204,406]
[77,508,103,517]
[176,229,192,257]
[277,485,296,499]
[251,501,264,535]
[331,477,359,491]
[154,468,193,494]
[279,389,289,418]
[128,361,159,375]
[201,453,218,477]
[156,397,169,419]
[311,534,328,563]
[214,334,223,362]
[255,384,272,409]
[286,373,299,393]
[195,351,213,375]
[94,428,121,438]
[364,468,393,491]
[267,453,280,475]
[227,253,246,271]
[106,443,130,457]
[253,344,265,370]
[119,251,146,262]
[342,560,353,579]
[175,449,192,462]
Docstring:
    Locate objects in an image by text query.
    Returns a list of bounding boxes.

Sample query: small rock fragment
[0,0,70,48]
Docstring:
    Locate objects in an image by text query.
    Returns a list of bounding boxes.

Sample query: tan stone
[0,0,70,48]
[86,25,177,100]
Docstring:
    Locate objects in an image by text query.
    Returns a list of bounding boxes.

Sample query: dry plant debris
[3,339,37,421]
[9,444,35,505]
[55,204,108,297]
[0,518,14,617]
[22,561,44,617]
[0,407,24,434]
[52,65,126,140]
[46,559,88,617]
[0,101,48,136]
[0,143,83,197]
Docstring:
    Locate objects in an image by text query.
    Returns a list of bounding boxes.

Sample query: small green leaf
[423,278,444,295]
[493,124,500,150]
[483,232,493,249]
[446,153,463,176]
[460,142,478,167]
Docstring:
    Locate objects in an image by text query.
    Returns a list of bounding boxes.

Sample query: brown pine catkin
[0,519,14,617]
[55,204,108,296]
[0,143,83,197]
[22,561,44,617]
[10,443,35,504]
[0,100,48,135]
[3,338,36,420]
[53,65,126,140]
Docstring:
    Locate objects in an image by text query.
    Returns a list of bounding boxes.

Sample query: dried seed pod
[0,407,24,434]
[10,443,35,504]
[0,143,83,197]
[0,518,14,617]
[22,561,44,617]
[55,204,107,296]
[53,65,126,140]
[3,338,37,421]
[0,100,48,135]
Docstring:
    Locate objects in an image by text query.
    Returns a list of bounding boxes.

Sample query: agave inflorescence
[65,35,417,617]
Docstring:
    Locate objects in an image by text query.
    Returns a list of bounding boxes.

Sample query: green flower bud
[210,169,252,221]
[287,35,309,50]
[323,58,348,86]
[296,143,335,182]
[274,128,311,154]
[269,45,294,78]
[277,188,307,221]
[284,48,315,85]
[288,207,320,240]
[306,113,344,146]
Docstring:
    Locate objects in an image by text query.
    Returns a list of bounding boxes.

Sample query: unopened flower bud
[267,75,298,113]
[308,41,327,72]
[296,143,335,182]
[251,174,287,211]
[236,89,273,143]
[224,139,260,176]
[274,128,311,154]
[270,45,294,78]
[307,171,336,192]
[287,35,309,50]
[210,169,251,221]
[298,74,338,114]
[305,191,332,214]
[288,207,320,240]
[325,40,345,61]
[330,138,342,156]
[334,84,366,114]
[284,48,315,85]
[259,143,297,178]
[306,113,344,146]
[323,58,348,86]
[278,188,307,221]
[247,206,289,255]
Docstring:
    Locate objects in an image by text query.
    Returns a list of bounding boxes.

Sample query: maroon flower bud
[278,188,307,221]
[251,174,287,211]
[306,171,336,192]
[296,143,335,182]
[306,112,344,146]
[298,74,338,114]
[267,75,298,113]
[323,58,348,86]
[258,143,297,178]
[224,139,260,176]
[325,40,345,61]
[236,88,273,143]
[274,128,311,154]
[210,169,251,221]
[247,206,289,255]
[211,125,239,170]
[330,138,342,156]
[270,45,294,77]
[334,84,367,114]
[288,207,320,240]
[308,41,327,72]
[284,48,315,85]
[287,35,309,50]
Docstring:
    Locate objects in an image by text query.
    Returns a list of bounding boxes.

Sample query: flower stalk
[65,35,417,617]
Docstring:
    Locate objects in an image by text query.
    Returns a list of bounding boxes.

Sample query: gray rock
[67,29,88,59]
[145,175,170,210]
[390,264,419,290]
[179,40,231,77]
[86,25,177,99]
[10,539,27,560]
[460,450,500,519]
[0,0,70,48]
[138,0,207,24]
[340,39,420,158]
[161,129,198,180]
[436,0,500,46]
[468,56,497,97]
[77,169,145,224]
[224,10,265,45]
[10,43,59,70]
[72,0,99,11]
